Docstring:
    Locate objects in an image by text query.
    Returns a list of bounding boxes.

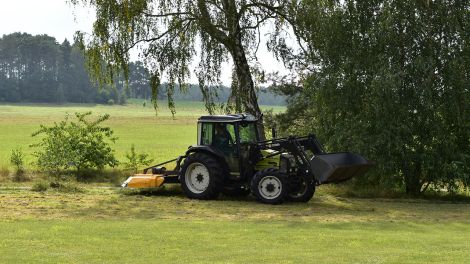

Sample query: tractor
[122,114,372,204]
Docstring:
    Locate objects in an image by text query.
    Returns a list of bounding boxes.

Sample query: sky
[0,0,288,85]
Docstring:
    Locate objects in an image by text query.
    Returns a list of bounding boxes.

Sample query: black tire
[221,186,251,197]
[287,174,315,202]
[251,168,289,204]
[179,152,223,200]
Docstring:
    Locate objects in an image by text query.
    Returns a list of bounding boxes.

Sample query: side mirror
[271,126,277,139]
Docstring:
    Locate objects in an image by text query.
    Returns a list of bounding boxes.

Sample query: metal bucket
[310,152,373,184]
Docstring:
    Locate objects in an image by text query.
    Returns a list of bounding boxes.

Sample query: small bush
[31,180,50,192]
[10,148,27,181]
[123,144,153,173]
[107,99,115,105]
[31,112,119,176]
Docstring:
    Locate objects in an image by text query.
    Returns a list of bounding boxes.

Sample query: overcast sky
[0,0,288,85]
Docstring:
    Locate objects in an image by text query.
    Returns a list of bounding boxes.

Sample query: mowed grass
[1,102,469,263]
[0,101,285,168]
[1,220,469,264]
[0,187,469,263]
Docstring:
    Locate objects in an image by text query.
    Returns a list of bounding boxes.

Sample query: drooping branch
[71,0,302,131]
[196,0,230,46]
[142,11,193,18]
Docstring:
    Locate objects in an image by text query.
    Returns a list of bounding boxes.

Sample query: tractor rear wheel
[287,174,315,202]
[251,168,289,204]
[179,152,223,200]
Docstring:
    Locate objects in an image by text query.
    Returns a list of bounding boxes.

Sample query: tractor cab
[195,114,260,181]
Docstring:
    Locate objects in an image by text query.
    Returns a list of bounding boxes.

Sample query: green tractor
[122,114,372,204]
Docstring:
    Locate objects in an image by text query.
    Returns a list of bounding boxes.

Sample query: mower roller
[122,114,373,204]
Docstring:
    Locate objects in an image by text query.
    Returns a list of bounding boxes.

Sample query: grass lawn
[1,102,469,263]
[0,187,469,263]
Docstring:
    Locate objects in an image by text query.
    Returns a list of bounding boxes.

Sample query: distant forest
[0,33,285,105]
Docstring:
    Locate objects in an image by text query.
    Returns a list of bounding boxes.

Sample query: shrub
[123,144,154,173]
[31,112,119,176]
[32,180,49,192]
[10,148,27,181]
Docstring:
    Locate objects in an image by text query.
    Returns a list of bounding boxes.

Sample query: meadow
[0,100,284,168]
[0,102,469,263]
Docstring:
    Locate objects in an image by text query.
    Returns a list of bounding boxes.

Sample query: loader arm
[256,134,373,184]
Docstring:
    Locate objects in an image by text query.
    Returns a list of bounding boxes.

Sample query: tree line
[0,32,285,105]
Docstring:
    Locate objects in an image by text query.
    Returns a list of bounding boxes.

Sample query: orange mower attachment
[121,174,165,188]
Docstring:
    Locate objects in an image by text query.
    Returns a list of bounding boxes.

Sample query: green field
[1,102,469,263]
[0,187,469,263]
[0,101,285,168]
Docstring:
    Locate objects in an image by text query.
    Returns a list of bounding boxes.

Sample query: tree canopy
[276,0,469,194]
[70,0,299,134]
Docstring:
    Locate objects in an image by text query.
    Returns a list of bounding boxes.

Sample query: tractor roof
[198,114,257,123]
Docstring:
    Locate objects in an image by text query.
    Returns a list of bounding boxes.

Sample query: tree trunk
[404,161,423,195]
[229,38,265,140]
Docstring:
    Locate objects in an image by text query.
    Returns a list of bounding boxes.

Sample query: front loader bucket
[310,152,373,184]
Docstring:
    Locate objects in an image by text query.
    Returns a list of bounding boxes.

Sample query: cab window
[212,123,236,155]
[239,122,258,143]
[200,123,213,145]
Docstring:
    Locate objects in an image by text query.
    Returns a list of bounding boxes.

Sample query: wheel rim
[258,176,282,200]
[290,177,308,198]
[184,162,210,194]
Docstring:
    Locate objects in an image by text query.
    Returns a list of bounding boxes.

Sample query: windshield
[239,122,258,143]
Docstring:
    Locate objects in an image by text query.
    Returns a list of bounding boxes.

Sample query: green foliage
[71,0,297,120]
[279,0,470,194]
[0,33,150,104]
[123,144,154,173]
[10,148,27,181]
[10,148,24,173]
[31,112,118,175]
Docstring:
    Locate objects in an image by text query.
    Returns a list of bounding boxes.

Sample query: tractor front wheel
[287,174,315,202]
[251,168,289,204]
[179,152,223,200]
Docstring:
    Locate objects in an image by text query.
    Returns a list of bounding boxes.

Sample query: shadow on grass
[75,169,127,185]
[119,185,186,197]
[119,185,256,202]
[323,182,470,203]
